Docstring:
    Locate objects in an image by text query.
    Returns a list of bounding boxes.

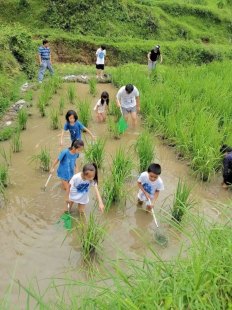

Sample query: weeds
[18,108,28,130]
[11,129,22,153]
[84,139,106,168]
[88,78,97,96]
[30,147,51,171]
[67,85,76,104]
[77,100,91,127]
[76,212,106,261]
[172,179,194,222]
[50,109,61,130]
[135,130,155,172]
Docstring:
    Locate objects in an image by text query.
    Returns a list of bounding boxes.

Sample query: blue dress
[57,149,79,181]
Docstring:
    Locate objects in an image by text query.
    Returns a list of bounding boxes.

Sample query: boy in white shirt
[96,45,106,79]
[137,163,164,211]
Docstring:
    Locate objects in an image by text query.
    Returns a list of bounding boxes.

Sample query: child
[68,163,104,213]
[94,91,109,122]
[96,45,106,79]
[60,110,95,146]
[50,139,84,196]
[137,163,164,211]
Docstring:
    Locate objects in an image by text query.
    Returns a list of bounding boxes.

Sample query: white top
[96,48,106,65]
[137,171,164,201]
[69,172,96,204]
[94,99,107,113]
[116,86,139,108]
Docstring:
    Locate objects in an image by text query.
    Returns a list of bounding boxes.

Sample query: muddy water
[0,82,231,304]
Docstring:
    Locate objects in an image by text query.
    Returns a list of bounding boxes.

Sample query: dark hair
[83,163,98,183]
[220,144,232,154]
[65,110,78,122]
[100,91,109,105]
[101,45,106,50]
[125,84,134,94]
[43,39,49,45]
[148,163,161,175]
[69,139,84,150]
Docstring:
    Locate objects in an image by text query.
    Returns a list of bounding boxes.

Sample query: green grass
[88,78,97,96]
[30,147,51,171]
[67,84,76,104]
[11,129,22,153]
[77,100,91,127]
[84,139,106,168]
[17,108,28,130]
[0,164,9,187]
[172,179,195,222]
[135,130,155,172]
[49,109,61,130]
[75,212,106,261]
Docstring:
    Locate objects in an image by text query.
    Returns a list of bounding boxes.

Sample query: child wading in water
[68,163,104,213]
[137,163,164,211]
[94,91,109,122]
[60,110,95,146]
[50,139,84,197]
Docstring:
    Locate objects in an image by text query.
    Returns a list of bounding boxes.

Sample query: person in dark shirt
[220,144,232,188]
[147,45,163,71]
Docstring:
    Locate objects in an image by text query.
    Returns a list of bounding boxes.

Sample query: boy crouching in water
[137,163,164,211]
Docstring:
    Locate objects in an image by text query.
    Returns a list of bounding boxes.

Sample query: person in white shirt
[93,91,109,122]
[137,163,164,211]
[96,45,106,79]
[116,84,140,128]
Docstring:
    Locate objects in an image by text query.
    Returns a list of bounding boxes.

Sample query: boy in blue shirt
[38,39,54,83]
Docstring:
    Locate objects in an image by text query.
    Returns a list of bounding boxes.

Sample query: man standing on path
[116,84,140,128]
[96,45,106,79]
[38,39,54,83]
[147,45,162,71]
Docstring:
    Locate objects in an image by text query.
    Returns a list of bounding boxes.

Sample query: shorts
[121,106,137,114]
[96,64,104,70]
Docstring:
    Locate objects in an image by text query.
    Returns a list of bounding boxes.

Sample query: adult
[96,45,106,79]
[116,84,140,128]
[147,45,163,71]
[38,39,54,83]
[220,145,232,188]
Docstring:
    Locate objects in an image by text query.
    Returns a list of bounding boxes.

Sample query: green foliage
[88,78,97,96]
[49,109,61,130]
[30,147,51,171]
[37,97,46,117]
[0,164,9,187]
[75,212,106,261]
[172,179,194,222]
[11,129,22,153]
[107,117,121,139]
[84,139,106,168]
[0,126,15,141]
[67,84,76,104]
[58,97,65,115]
[17,108,28,130]
[0,146,11,166]
[77,100,91,127]
[135,130,155,172]
[18,0,30,9]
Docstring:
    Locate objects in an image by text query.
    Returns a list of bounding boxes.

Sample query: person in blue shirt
[60,110,96,146]
[38,39,54,83]
[50,139,84,197]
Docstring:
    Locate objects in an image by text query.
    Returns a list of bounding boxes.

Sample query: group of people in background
[37,39,231,215]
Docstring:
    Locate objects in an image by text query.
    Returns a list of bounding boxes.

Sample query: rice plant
[11,129,22,153]
[59,97,65,115]
[108,101,121,120]
[24,90,33,106]
[37,97,46,117]
[77,100,91,127]
[0,146,11,166]
[50,109,61,130]
[171,179,194,223]
[0,164,9,187]
[0,127,15,141]
[76,212,106,261]
[67,84,76,104]
[18,108,28,130]
[88,78,97,96]
[107,117,120,139]
[135,130,155,172]
[112,147,133,182]
[30,147,51,171]
[84,139,106,168]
